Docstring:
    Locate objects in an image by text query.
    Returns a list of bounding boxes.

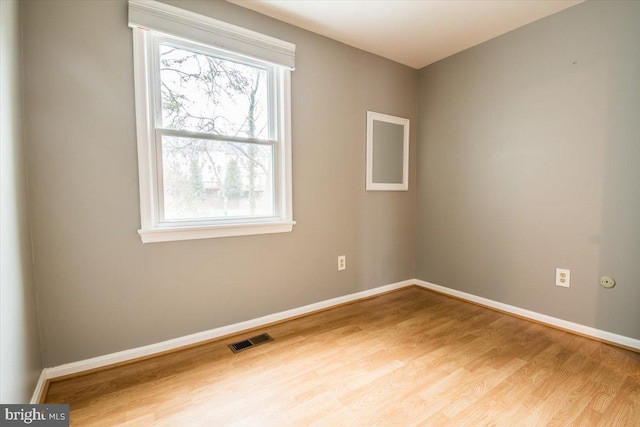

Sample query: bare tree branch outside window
[158,44,273,220]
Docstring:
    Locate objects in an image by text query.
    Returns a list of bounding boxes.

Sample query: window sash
[147,34,282,227]
[151,35,279,143]
[154,132,280,226]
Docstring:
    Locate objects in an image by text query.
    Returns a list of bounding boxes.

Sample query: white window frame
[129,0,295,243]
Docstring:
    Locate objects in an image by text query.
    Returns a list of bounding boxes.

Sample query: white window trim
[129,0,295,243]
[128,0,295,70]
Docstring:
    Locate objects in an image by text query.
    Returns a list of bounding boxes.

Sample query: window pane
[159,44,269,140]
[161,136,274,221]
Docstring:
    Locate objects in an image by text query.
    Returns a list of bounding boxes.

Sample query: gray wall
[22,0,417,367]
[0,0,43,403]
[372,121,405,184]
[416,0,640,339]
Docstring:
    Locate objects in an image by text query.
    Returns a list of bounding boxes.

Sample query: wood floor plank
[45,287,640,426]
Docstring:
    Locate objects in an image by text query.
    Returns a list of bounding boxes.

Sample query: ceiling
[228,0,584,69]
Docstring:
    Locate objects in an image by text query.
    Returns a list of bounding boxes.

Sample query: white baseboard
[44,279,414,380]
[414,279,640,351]
[30,369,48,404]
[39,277,638,390]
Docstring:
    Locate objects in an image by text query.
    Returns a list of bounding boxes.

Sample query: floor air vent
[228,333,273,353]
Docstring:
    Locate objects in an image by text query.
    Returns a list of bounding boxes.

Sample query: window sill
[138,220,296,243]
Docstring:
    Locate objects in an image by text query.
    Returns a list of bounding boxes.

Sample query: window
[129,0,295,243]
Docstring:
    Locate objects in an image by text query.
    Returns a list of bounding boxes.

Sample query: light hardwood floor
[45,286,640,426]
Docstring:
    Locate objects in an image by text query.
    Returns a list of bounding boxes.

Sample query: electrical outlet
[555,268,570,287]
[338,255,346,271]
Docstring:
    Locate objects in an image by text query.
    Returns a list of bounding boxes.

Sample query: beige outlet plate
[555,268,570,287]
[600,276,615,289]
[338,255,346,271]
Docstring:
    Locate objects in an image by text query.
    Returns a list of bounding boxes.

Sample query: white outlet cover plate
[338,255,346,271]
[555,268,570,287]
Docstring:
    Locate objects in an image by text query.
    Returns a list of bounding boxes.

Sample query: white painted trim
[138,221,296,243]
[132,28,156,232]
[38,278,638,387]
[30,369,48,404]
[414,280,640,351]
[128,0,295,69]
[366,111,410,191]
[281,69,294,222]
[44,280,414,379]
